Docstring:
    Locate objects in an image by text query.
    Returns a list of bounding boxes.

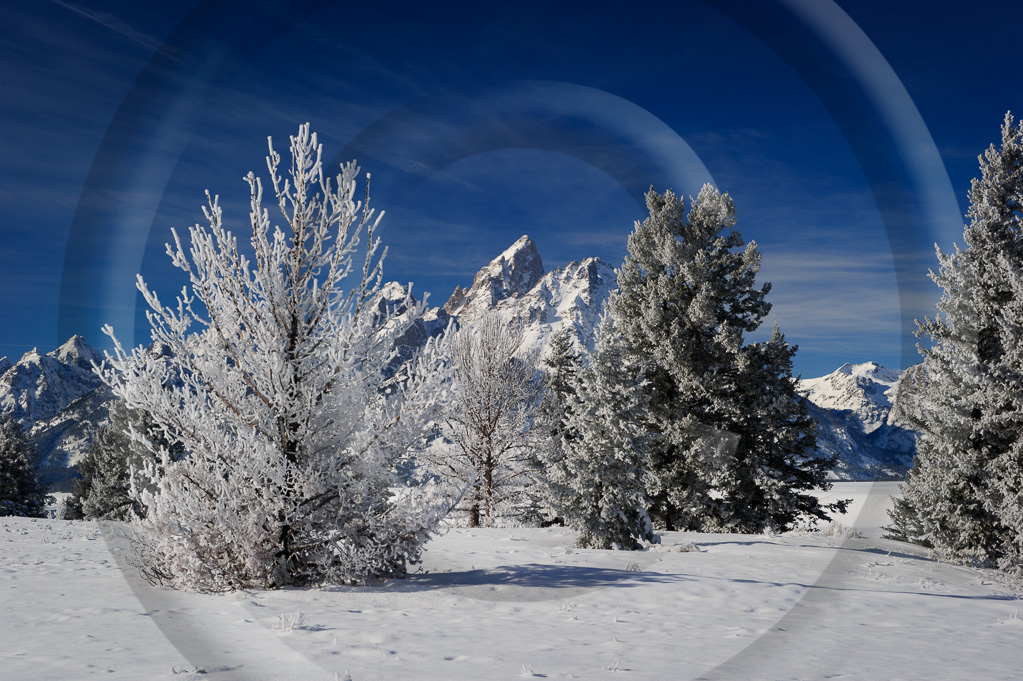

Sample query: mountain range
[0,235,916,485]
[0,335,113,487]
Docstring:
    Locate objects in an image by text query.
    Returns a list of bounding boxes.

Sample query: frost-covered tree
[888,114,1023,571]
[0,416,52,518]
[429,313,543,527]
[545,312,655,549]
[530,328,582,524]
[97,124,451,591]
[609,185,834,532]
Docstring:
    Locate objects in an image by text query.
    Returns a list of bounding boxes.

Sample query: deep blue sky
[2,0,1021,377]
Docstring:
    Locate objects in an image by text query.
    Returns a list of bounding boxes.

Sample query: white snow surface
[4,483,1022,680]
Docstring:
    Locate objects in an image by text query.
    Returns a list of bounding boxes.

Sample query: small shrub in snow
[819,521,863,539]
[274,612,305,633]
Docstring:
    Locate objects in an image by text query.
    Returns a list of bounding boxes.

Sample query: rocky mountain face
[798,362,918,480]
[0,336,114,487]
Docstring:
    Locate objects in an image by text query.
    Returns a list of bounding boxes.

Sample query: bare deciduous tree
[429,313,543,527]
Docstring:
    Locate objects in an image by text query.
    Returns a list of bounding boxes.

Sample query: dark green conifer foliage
[64,402,171,521]
[0,416,52,518]
[531,328,582,524]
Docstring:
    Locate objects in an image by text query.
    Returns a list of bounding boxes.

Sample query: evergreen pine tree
[720,326,843,531]
[544,312,655,549]
[0,416,52,518]
[531,328,583,524]
[610,185,835,532]
[984,250,1023,573]
[890,113,1023,569]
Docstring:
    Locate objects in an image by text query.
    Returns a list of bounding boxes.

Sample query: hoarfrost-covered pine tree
[426,313,543,528]
[531,328,582,524]
[888,113,1023,572]
[610,185,836,532]
[544,312,655,549]
[723,326,841,531]
[97,124,452,591]
[0,416,52,518]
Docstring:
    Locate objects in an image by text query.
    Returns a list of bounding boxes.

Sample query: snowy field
[3,482,1022,681]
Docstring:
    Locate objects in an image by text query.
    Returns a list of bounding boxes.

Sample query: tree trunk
[483,445,494,527]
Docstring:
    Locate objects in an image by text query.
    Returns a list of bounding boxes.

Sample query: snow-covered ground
[3,483,1022,680]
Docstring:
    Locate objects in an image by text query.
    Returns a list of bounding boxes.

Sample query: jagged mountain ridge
[423,234,617,356]
[0,335,103,424]
[0,336,115,486]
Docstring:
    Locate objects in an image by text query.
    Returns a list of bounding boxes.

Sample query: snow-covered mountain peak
[498,234,541,263]
[457,234,545,320]
[799,361,905,433]
[420,238,616,360]
[799,361,916,479]
[441,285,468,315]
[379,281,410,301]
[0,356,10,377]
[1,336,105,426]
[50,334,101,370]
[20,347,42,362]
[0,336,113,478]
[836,361,902,386]
[511,256,617,358]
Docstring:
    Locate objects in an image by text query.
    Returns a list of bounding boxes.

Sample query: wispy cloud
[50,0,170,56]
[754,246,928,369]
